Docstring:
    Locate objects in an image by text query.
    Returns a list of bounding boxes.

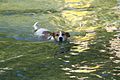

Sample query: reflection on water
[59,36,120,79]
[0,0,120,80]
[56,0,120,80]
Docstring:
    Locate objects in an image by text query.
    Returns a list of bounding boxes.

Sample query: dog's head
[51,31,70,42]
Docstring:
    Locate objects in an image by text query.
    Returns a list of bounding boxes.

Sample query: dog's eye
[56,34,59,36]
[62,34,65,36]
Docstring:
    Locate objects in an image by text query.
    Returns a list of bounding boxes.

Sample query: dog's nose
[59,37,63,41]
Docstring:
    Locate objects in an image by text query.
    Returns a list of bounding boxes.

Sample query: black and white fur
[32,22,70,42]
[33,22,54,40]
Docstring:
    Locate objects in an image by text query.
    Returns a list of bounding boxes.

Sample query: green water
[0,13,57,41]
[0,0,64,41]
[0,0,120,80]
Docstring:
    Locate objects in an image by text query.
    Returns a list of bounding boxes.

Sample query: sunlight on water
[57,0,120,80]
[64,0,94,9]
[0,67,12,74]
[61,0,96,33]
[0,55,23,62]
[0,0,120,80]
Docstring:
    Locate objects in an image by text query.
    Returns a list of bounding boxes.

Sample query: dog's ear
[42,31,51,34]
[65,32,70,37]
[51,32,55,37]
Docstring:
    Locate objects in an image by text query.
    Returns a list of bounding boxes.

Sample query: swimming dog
[33,22,70,42]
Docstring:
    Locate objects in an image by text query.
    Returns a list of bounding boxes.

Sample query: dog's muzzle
[59,37,63,42]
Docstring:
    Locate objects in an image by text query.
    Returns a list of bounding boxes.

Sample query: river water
[0,0,120,80]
